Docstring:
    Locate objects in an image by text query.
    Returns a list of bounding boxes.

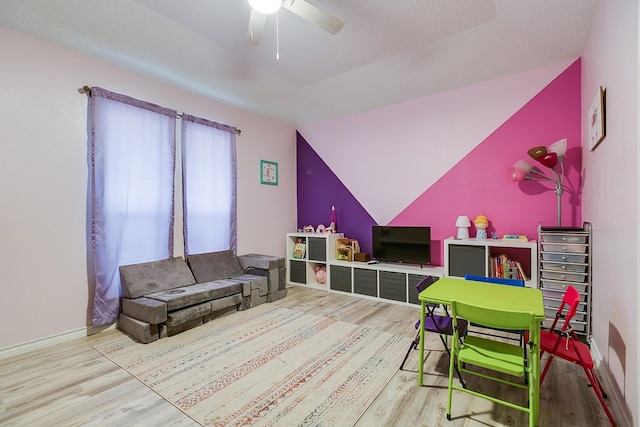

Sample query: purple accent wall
[296,132,377,253]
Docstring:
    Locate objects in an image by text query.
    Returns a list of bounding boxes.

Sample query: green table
[418,276,545,425]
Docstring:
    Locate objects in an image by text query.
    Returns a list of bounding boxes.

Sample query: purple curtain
[181,114,237,255]
[90,87,177,326]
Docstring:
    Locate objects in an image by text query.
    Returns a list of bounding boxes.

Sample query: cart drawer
[541,234,588,244]
[542,291,589,308]
[541,279,588,294]
[544,307,588,324]
[541,261,587,273]
[541,270,587,282]
[541,252,588,263]
[540,242,588,253]
[542,318,587,333]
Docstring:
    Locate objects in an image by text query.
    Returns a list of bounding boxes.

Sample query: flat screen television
[372,226,431,266]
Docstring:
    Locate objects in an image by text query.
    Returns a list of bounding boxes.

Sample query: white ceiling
[0,0,597,127]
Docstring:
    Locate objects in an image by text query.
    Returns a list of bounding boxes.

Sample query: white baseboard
[0,324,116,361]
[590,340,632,426]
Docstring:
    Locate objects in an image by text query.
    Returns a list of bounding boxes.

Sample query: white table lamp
[455,216,471,239]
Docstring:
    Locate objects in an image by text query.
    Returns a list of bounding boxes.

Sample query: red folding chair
[539,285,617,426]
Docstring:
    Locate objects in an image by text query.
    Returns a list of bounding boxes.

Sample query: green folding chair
[447,300,536,427]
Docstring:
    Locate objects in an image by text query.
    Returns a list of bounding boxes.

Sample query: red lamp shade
[527,146,547,160]
[538,152,558,168]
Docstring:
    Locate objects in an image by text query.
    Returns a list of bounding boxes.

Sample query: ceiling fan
[247,0,344,46]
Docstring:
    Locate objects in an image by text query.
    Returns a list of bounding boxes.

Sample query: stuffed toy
[474,214,489,240]
[315,265,327,284]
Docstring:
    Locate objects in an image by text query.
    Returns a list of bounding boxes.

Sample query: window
[181,114,237,255]
[89,89,238,326]
[90,88,177,326]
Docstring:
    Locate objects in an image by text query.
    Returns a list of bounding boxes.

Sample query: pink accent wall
[298,60,582,266]
[299,60,575,228]
[391,60,582,264]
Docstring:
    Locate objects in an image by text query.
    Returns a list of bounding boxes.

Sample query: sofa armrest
[238,253,285,270]
[122,297,167,325]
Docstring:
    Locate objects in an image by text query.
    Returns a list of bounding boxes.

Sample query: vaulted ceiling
[0,0,597,127]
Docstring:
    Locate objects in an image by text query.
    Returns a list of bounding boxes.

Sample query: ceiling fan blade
[246,9,267,45]
[282,0,344,35]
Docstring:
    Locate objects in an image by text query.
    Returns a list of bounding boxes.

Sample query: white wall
[0,26,296,350]
[581,1,639,425]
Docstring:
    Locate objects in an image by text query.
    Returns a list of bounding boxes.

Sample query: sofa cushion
[196,280,242,300]
[118,313,158,344]
[146,285,212,311]
[119,257,196,299]
[210,293,243,312]
[187,250,244,283]
[166,301,212,326]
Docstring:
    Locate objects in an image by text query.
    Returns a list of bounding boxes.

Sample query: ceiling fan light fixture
[249,0,282,14]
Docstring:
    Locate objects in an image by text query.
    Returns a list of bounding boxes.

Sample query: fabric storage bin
[289,260,307,284]
[329,265,352,292]
[307,237,327,261]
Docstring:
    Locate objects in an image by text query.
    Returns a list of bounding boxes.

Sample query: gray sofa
[118,250,284,343]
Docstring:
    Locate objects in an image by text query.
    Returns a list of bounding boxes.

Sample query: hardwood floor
[0,286,615,426]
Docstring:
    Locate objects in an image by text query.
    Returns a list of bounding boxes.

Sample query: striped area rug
[94,304,410,427]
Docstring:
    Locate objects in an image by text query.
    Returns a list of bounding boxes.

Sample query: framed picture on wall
[260,160,278,185]
[588,86,606,152]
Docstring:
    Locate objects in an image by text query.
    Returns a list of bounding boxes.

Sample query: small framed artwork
[260,160,278,185]
[588,86,606,152]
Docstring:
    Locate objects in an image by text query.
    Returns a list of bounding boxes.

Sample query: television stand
[327,259,444,306]
[285,232,444,306]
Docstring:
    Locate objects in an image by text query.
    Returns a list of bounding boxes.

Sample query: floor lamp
[508,138,567,227]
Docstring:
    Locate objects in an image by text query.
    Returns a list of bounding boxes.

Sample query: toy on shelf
[474,215,489,240]
[328,205,337,233]
[502,234,528,241]
[292,239,306,259]
[315,265,327,284]
[336,238,360,261]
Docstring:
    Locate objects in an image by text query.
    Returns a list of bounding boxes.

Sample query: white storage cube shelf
[443,237,538,288]
[285,232,444,306]
[286,233,343,290]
